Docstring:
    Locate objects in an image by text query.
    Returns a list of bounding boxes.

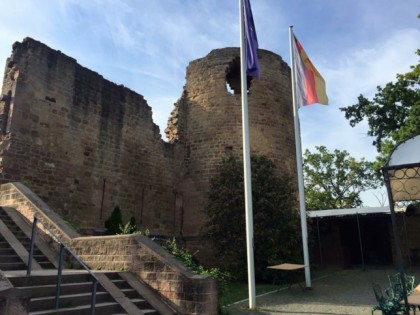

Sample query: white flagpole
[239,0,256,308]
[289,25,311,288]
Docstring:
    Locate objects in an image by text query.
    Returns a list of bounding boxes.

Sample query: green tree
[203,155,301,282]
[340,49,420,159]
[303,146,380,210]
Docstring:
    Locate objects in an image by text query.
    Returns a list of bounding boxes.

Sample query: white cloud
[326,28,420,105]
[300,27,420,162]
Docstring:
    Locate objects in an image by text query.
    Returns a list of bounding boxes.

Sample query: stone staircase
[6,271,159,314]
[0,207,55,270]
[0,207,173,315]
[0,233,27,271]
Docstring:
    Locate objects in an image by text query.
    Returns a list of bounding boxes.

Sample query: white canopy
[307,206,405,218]
[384,134,420,202]
[387,135,420,166]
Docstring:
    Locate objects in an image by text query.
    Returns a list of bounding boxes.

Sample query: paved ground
[225,268,418,315]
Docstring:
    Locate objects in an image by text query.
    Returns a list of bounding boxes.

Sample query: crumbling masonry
[0,38,297,253]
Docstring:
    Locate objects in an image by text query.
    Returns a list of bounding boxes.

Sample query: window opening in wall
[226,57,252,95]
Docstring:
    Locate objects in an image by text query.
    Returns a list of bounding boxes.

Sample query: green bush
[163,238,230,314]
[104,206,123,235]
[118,216,138,234]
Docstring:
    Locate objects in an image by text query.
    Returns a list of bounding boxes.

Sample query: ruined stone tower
[167,48,297,239]
[0,38,296,247]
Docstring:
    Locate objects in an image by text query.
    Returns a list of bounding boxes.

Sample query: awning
[307,206,405,218]
[384,135,420,202]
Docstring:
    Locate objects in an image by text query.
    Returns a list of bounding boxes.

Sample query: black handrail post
[55,243,65,310]
[32,212,99,312]
[90,278,97,315]
[27,216,38,276]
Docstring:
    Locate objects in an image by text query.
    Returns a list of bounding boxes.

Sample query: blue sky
[0,0,419,206]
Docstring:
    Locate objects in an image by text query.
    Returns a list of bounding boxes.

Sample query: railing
[27,215,98,315]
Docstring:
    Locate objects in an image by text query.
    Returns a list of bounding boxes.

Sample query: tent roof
[307,206,405,218]
[383,134,420,202]
[386,134,420,167]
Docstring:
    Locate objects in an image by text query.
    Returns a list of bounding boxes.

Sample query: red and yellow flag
[293,35,328,107]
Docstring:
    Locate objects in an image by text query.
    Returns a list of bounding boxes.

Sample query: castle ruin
[0,38,297,250]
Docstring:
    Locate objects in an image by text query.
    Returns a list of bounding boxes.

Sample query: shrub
[104,206,123,235]
[163,238,230,313]
[118,216,138,234]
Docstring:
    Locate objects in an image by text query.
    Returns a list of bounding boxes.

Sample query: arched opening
[226,57,252,95]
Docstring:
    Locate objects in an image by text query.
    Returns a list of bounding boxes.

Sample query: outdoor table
[400,284,420,310]
[267,263,306,289]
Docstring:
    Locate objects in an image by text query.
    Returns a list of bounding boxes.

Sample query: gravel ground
[225,268,418,315]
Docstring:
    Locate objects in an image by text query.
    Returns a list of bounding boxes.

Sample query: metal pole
[55,243,65,310]
[90,278,97,315]
[239,0,256,308]
[383,168,409,314]
[316,217,323,267]
[27,216,38,276]
[289,25,311,287]
[356,213,365,271]
[401,214,412,272]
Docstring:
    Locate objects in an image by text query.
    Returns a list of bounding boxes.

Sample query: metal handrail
[27,215,98,315]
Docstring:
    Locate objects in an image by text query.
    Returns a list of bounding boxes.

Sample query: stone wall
[0,38,181,234]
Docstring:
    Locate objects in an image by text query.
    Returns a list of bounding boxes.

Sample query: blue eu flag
[243,0,260,78]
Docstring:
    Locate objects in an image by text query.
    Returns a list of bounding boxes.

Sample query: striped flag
[292,35,328,107]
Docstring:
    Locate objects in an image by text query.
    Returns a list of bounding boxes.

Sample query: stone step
[131,297,148,309]
[110,278,131,289]
[28,301,126,315]
[0,241,11,248]
[120,288,139,298]
[138,310,159,314]
[107,273,160,313]
[29,291,113,312]
[38,262,56,269]
[117,271,177,315]
[0,261,27,270]
[8,273,94,287]
[0,247,16,255]
[0,255,25,263]
[9,273,127,314]
[0,208,55,270]
[12,282,100,298]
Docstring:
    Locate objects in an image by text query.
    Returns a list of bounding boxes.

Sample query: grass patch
[220,282,281,306]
